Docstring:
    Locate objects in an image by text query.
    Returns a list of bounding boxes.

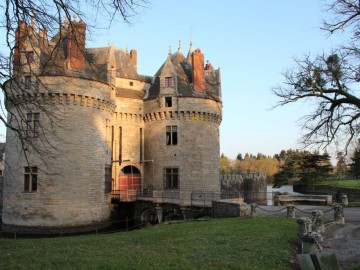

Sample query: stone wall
[2,76,114,230]
[294,184,360,202]
[212,200,248,218]
[220,173,267,204]
[143,97,221,192]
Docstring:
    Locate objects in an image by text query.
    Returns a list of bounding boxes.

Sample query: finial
[168,46,172,56]
[126,44,128,53]
[73,15,77,22]
[64,17,68,26]
[178,40,182,53]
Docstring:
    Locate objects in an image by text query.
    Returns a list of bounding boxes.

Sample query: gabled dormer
[158,50,178,96]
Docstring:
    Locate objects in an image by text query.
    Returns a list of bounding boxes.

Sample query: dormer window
[25,76,31,89]
[165,76,173,87]
[165,97,172,107]
[26,51,34,63]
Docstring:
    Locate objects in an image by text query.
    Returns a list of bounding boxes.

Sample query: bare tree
[273,0,360,154]
[0,0,148,164]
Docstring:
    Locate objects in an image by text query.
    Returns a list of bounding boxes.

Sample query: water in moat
[266,185,301,205]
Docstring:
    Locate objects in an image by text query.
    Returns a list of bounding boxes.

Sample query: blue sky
[87,0,343,159]
[0,0,347,160]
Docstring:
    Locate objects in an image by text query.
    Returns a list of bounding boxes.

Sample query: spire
[64,17,69,27]
[178,40,182,53]
[168,46,172,57]
[187,39,194,64]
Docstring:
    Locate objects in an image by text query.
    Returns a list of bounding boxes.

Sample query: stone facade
[1,19,222,231]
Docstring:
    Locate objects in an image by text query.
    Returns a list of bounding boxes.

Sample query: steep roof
[146,47,221,102]
[31,27,141,84]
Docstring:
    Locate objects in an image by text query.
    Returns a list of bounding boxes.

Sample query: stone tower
[143,42,222,193]
[2,18,116,231]
[1,20,222,232]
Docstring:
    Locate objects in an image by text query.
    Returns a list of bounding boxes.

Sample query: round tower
[143,44,222,194]
[2,19,115,232]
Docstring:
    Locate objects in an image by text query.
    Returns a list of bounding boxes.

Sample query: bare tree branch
[0,0,148,168]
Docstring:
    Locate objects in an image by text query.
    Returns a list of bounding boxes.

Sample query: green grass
[0,217,297,270]
[319,179,360,189]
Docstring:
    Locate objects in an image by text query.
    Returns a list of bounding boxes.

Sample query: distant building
[1,17,222,231]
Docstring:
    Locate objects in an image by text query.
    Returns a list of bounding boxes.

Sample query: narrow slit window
[25,76,31,89]
[26,51,34,63]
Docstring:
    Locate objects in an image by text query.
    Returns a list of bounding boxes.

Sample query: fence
[250,204,345,225]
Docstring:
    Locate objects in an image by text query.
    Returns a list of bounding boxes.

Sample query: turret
[192,48,205,93]
[67,16,86,71]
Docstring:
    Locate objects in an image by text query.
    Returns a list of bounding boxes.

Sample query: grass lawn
[0,217,297,270]
[319,179,360,189]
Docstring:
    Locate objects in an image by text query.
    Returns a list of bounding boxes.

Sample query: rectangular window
[26,112,40,137]
[165,97,172,107]
[165,76,173,87]
[24,166,38,192]
[166,126,178,145]
[26,51,34,63]
[105,165,112,193]
[164,168,179,189]
[25,76,31,89]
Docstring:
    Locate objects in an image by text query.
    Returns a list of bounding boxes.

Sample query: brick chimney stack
[13,21,27,74]
[130,49,137,68]
[67,16,86,71]
[192,48,205,93]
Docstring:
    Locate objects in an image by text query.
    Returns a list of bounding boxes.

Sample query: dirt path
[256,206,360,269]
[322,221,360,270]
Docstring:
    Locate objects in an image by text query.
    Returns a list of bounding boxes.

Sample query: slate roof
[146,51,221,102]
[38,30,140,84]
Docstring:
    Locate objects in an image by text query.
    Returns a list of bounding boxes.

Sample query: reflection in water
[266,185,300,205]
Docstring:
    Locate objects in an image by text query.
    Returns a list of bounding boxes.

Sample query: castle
[1,17,222,231]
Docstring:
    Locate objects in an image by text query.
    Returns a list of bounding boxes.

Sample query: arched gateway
[118,166,141,200]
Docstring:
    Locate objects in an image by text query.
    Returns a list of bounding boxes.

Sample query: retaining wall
[293,184,360,202]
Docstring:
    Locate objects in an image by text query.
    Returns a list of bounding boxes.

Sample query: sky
[0,0,348,160]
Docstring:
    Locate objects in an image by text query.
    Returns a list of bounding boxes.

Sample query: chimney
[13,21,27,74]
[192,48,205,93]
[67,16,86,71]
[130,49,137,68]
[205,60,214,70]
